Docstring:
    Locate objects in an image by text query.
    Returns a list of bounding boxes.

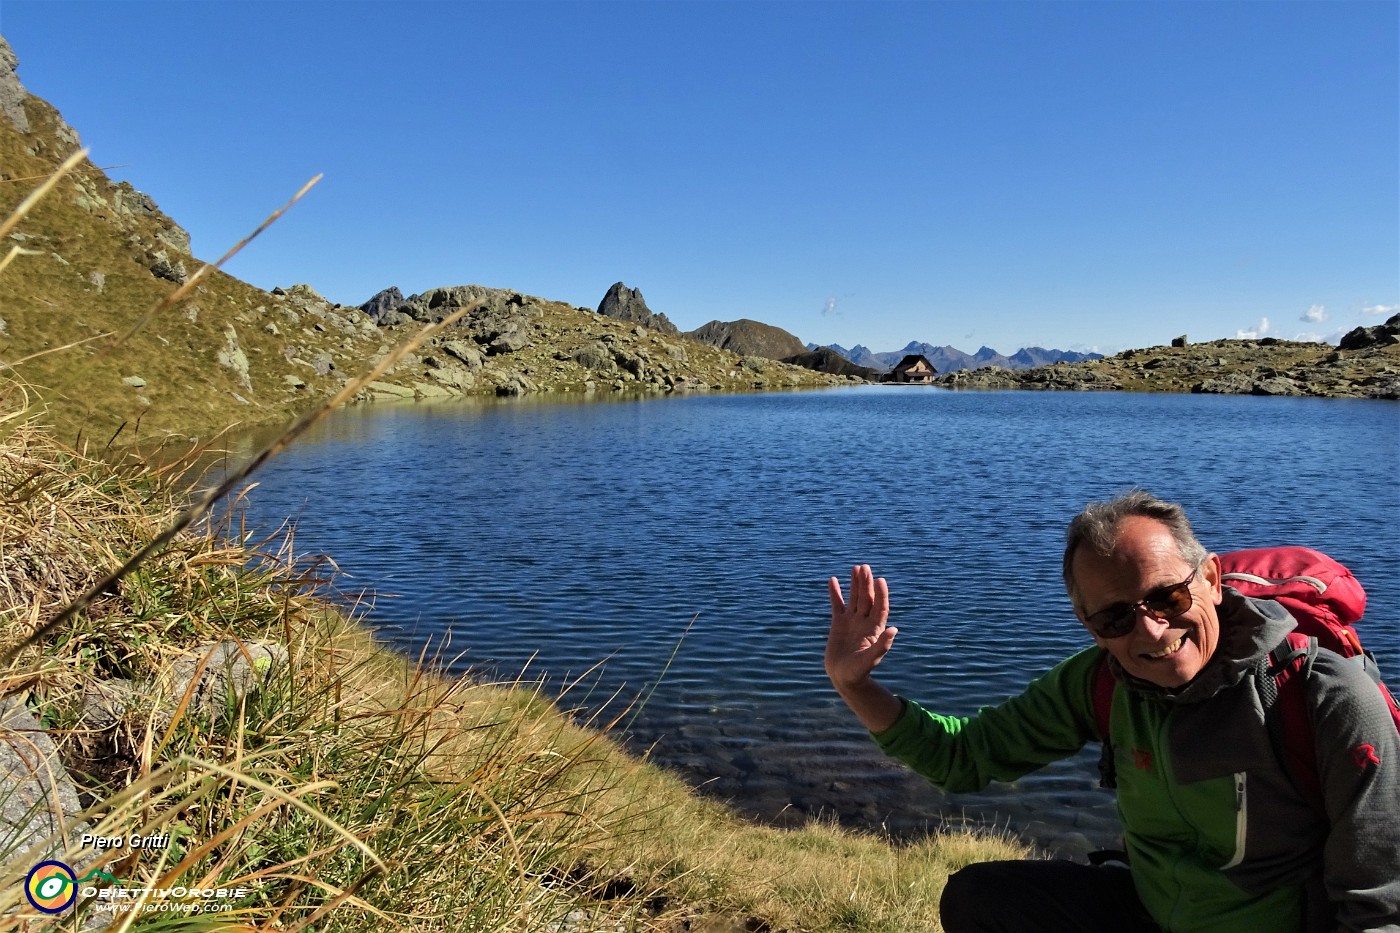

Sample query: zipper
[1220,772,1247,869]
[1220,571,1326,593]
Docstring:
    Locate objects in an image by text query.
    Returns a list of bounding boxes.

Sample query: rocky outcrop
[596,282,679,336]
[932,319,1400,401]
[343,283,850,402]
[685,319,807,360]
[359,285,407,322]
[0,37,29,133]
[1339,313,1400,351]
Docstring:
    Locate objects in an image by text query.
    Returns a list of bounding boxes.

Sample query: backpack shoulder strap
[1092,652,1117,788]
[1258,632,1324,812]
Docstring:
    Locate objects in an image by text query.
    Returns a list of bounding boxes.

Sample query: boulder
[157,640,288,724]
[487,329,529,355]
[611,348,647,379]
[78,679,140,732]
[149,249,187,284]
[1251,377,1304,397]
[1359,374,1400,400]
[0,698,91,874]
[412,382,453,398]
[494,371,537,397]
[1192,374,1254,395]
[570,342,615,372]
[1339,313,1400,350]
[217,325,251,390]
[366,381,415,398]
[426,366,475,390]
[443,339,484,370]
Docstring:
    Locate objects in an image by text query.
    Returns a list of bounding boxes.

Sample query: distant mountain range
[808,341,1104,373]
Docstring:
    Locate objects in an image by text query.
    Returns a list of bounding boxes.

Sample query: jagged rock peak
[0,36,29,133]
[596,281,679,336]
[360,286,407,321]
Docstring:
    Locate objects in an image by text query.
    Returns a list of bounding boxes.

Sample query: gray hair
[1062,489,1208,611]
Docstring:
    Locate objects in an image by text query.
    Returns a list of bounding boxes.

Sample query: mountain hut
[887,354,938,384]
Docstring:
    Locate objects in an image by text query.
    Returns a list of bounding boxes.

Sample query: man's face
[1072,516,1223,689]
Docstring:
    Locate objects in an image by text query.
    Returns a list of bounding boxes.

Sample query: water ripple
[227,387,1400,857]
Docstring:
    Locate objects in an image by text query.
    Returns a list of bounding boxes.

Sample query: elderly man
[826,491,1399,933]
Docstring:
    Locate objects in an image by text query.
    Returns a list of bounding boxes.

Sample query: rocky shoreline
[322,281,855,402]
[932,318,1400,400]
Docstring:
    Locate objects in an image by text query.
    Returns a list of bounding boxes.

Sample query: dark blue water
[222,387,1400,857]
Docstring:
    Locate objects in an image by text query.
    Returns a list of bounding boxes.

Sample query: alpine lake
[221,385,1400,858]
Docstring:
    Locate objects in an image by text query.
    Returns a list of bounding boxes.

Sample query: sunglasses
[1084,566,1200,639]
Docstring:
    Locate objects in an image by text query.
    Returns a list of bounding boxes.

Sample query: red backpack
[1093,546,1400,806]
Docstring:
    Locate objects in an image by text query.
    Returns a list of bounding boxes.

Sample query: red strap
[1270,632,1324,812]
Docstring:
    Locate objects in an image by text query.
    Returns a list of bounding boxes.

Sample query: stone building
[886,354,938,384]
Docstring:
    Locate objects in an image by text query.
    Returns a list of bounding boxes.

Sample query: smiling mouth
[1144,636,1185,660]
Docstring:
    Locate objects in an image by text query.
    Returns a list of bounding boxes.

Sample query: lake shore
[0,404,1037,931]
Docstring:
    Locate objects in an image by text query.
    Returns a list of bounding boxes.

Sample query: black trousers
[939,860,1162,933]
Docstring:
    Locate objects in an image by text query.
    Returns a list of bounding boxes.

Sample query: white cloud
[1301,304,1327,323]
[1292,332,1326,343]
[822,296,838,317]
[1362,304,1399,316]
[1235,316,1271,339]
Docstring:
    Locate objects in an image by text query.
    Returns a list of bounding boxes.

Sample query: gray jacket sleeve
[1308,649,1400,932]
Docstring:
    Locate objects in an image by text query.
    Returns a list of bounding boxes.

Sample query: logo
[25,861,78,914]
[1352,743,1381,770]
[1132,748,1153,771]
[25,862,123,914]
[23,857,249,918]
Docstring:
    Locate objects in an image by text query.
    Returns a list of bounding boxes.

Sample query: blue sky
[3,1,1396,354]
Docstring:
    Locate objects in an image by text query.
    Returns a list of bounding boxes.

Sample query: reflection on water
[223,387,1400,857]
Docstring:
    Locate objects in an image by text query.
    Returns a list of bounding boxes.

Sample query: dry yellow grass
[0,404,1035,932]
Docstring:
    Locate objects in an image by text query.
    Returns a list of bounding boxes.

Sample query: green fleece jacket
[872,590,1400,933]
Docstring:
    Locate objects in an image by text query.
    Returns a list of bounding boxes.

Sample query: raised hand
[825,563,898,686]
[825,565,903,732]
